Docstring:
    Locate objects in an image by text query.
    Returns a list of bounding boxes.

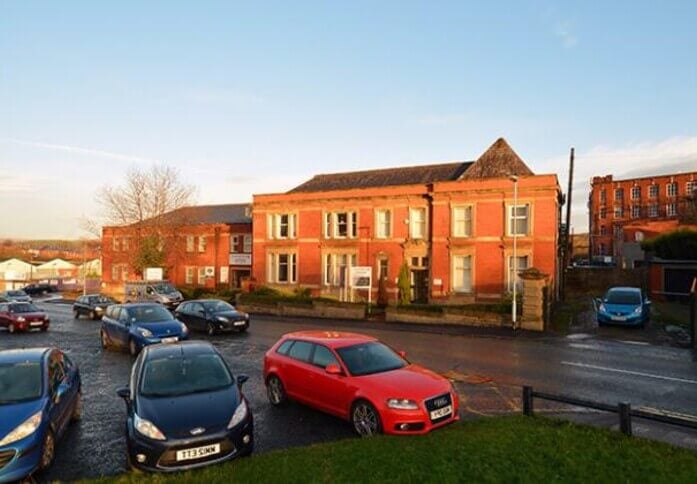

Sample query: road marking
[618,340,650,346]
[568,343,598,350]
[566,333,593,340]
[561,361,697,385]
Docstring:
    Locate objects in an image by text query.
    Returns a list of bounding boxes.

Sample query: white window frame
[375,209,391,239]
[268,213,297,240]
[649,184,659,198]
[648,204,658,218]
[507,204,530,236]
[198,236,206,253]
[507,255,529,293]
[631,186,641,200]
[599,189,606,204]
[631,205,641,219]
[452,205,473,238]
[376,257,389,281]
[666,203,677,217]
[452,254,473,293]
[614,188,624,202]
[267,252,297,284]
[197,267,207,284]
[231,235,239,253]
[614,206,623,219]
[243,234,252,253]
[323,253,357,286]
[599,208,607,219]
[186,235,194,252]
[667,182,678,197]
[113,237,120,252]
[185,267,194,284]
[111,265,120,281]
[409,207,427,239]
[324,211,357,239]
[687,181,697,196]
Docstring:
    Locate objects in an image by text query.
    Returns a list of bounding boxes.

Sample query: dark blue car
[100,303,189,356]
[117,341,253,472]
[596,287,651,327]
[0,348,81,482]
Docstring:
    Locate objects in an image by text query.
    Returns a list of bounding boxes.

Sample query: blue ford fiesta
[0,348,81,483]
[596,287,651,327]
[117,341,253,472]
[100,303,189,356]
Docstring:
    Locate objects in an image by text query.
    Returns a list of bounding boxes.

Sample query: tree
[397,261,411,305]
[641,229,697,260]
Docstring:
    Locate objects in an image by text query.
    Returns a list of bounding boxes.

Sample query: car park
[1,290,32,303]
[595,287,651,327]
[0,302,50,333]
[116,341,253,472]
[264,331,459,436]
[175,299,249,335]
[100,303,189,356]
[0,348,81,482]
[73,294,117,320]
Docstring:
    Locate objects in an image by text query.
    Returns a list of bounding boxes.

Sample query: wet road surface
[1,301,696,480]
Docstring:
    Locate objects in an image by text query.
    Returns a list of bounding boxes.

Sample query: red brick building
[102,204,252,295]
[588,172,697,261]
[252,138,562,303]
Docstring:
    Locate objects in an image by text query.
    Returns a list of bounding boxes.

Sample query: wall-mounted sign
[229,254,252,266]
[350,266,372,289]
[143,267,163,281]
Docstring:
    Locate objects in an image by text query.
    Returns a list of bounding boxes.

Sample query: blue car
[596,287,651,327]
[116,341,253,472]
[100,303,189,356]
[0,348,81,483]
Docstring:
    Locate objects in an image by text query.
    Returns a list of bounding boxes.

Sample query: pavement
[1,301,697,480]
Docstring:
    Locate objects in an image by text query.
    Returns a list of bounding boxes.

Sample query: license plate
[175,443,220,462]
[611,316,627,321]
[233,321,246,326]
[161,337,178,344]
[430,405,453,420]
[30,322,44,327]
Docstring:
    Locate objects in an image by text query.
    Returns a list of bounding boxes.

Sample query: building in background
[102,203,252,295]
[0,258,36,290]
[35,258,78,278]
[252,138,561,303]
[588,171,697,264]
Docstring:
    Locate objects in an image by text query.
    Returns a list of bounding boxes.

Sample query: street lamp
[509,175,519,330]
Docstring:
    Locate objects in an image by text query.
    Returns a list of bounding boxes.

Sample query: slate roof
[155,203,251,225]
[459,138,534,179]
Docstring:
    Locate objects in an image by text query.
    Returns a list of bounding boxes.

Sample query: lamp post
[510,175,519,330]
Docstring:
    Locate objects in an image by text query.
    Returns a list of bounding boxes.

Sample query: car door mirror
[54,383,68,404]
[645,299,652,306]
[397,350,407,359]
[325,364,342,375]
[236,375,249,386]
[116,386,130,401]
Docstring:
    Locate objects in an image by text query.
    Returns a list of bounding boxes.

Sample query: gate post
[619,402,632,436]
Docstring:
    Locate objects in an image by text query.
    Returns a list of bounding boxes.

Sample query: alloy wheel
[129,339,138,356]
[8,323,15,334]
[207,323,215,336]
[89,310,96,320]
[267,376,286,406]
[72,392,83,421]
[352,402,380,437]
[100,331,109,349]
[40,430,55,469]
[73,309,80,319]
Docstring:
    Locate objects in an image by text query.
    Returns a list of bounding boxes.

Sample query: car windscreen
[152,283,177,294]
[605,290,641,305]
[127,306,173,322]
[336,342,407,376]
[201,300,235,313]
[90,296,114,304]
[0,362,42,403]
[7,291,26,297]
[10,303,40,313]
[140,354,233,397]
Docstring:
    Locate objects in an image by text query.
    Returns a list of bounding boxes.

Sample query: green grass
[94,416,697,484]
[652,301,691,329]
[550,296,592,333]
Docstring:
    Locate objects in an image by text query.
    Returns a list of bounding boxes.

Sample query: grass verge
[94,416,697,484]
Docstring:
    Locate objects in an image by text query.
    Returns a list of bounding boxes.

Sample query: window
[268,213,297,239]
[507,255,529,292]
[268,253,297,284]
[122,237,130,251]
[409,207,427,239]
[508,205,530,236]
[243,235,252,253]
[324,253,356,286]
[667,203,677,217]
[599,208,607,219]
[600,189,606,204]
[324,212,357,239]
[615,188,624,201]
[649,184,659,198]
[376,209,391,238]
[600,225,607,236]
[452,206,472,237]
[452,255,473,293]
[185,267,194,284]
[276,340,294,356]
[377,258,388,280]
[631,205,641,219]
[288,340,313,363]
[648,204,659,218]
[186,235,194,252]
[198,267,207,284]
[631,186,641,200]
[113,237,121,252]
[614,206,624,219]
[231,236,239,253]
[599,243,606,256]
[667,182,678,197]
[613,225,623,239]
[198,236,207,253]
[312,345,339,368]
[687,181,697,196]
[111,265,120,281]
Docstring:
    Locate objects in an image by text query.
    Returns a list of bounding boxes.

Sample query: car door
[0,303,8,328]
[307,344,352,417]
[189,302,207,331]
[115,307,132,346]
[175,302,191,326]
[283,340,315,403]
[47,350,73,438]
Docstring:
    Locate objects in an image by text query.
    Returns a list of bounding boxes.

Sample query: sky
[1,0,696,239]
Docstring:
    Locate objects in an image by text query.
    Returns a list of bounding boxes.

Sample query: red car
[0,302,50,333]
[263,331,459,436]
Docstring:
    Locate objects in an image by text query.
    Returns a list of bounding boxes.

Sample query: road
[1,301,696,480]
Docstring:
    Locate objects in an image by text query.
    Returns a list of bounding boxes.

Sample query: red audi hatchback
[263,331,459,436]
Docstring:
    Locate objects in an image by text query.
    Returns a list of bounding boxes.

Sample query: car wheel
[8,323,15,334]
[100,330,110,349]
[238,325,248,333]
[89,310,96,320]
[73,309,80,319]
[129,339,138,356]
[351,400,382,437]
[40,325,48,332]
[71,392,83,422]
[266,375,287,406]
[207,322,216,336]
[40,429,55,470]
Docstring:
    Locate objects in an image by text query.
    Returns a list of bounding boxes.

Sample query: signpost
[350,266,373,309]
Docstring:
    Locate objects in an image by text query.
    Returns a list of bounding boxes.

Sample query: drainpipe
[425,185,435,303]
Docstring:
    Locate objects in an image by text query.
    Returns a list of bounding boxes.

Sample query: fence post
[619,402,632,436]
[523,386,534,416]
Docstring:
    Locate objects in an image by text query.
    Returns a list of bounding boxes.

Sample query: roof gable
[460,138,534,180]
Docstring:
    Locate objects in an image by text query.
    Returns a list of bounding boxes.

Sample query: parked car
[73,294,117,320]
[124,281,183,309]
[0,302,50,333]
[264,331,460,436]
[116,341,253,472]
[175,299,249,335]
[595,286,651,327]
[100,303,189,356]
[0,348,82,482]
[22,284,58,296]
[1,290,32,303]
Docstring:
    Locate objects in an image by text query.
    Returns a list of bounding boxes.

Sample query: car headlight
[134,413,166,441]
[95,306,103,311]
[0,411,42,446]
[137,328,153,338]
[179,322,188,333]
[386,398,419,410]
[17,317,26,322]
[227,399,248,429]
[633,306,642,314]
[217,316,229,323]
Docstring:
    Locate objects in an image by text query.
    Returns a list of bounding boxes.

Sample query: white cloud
[0,138,158,164]
[553,21,578,48]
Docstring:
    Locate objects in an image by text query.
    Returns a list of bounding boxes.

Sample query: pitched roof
[459,138,534,180]
[158,203,251,225]
[288,161,473,193]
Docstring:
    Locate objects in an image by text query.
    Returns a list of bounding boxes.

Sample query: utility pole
[510,175,519,330]
[562,147,575,300]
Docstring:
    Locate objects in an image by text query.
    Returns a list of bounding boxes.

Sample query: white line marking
[568,343,598,350]
[561,361,697,385]
[618,340,650,346]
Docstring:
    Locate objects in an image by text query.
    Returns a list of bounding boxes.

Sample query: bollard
[523,386,534,416]
[619,402,632,436]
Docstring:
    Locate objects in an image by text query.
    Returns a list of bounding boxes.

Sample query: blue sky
[1,1,696,238]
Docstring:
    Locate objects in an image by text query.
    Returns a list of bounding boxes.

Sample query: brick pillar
[520,269,549,332]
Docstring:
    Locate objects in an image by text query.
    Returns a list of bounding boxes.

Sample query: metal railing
[522,386,697,436]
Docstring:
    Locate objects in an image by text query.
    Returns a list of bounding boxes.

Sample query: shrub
[397,261,410,305]
[641,229,697,260]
